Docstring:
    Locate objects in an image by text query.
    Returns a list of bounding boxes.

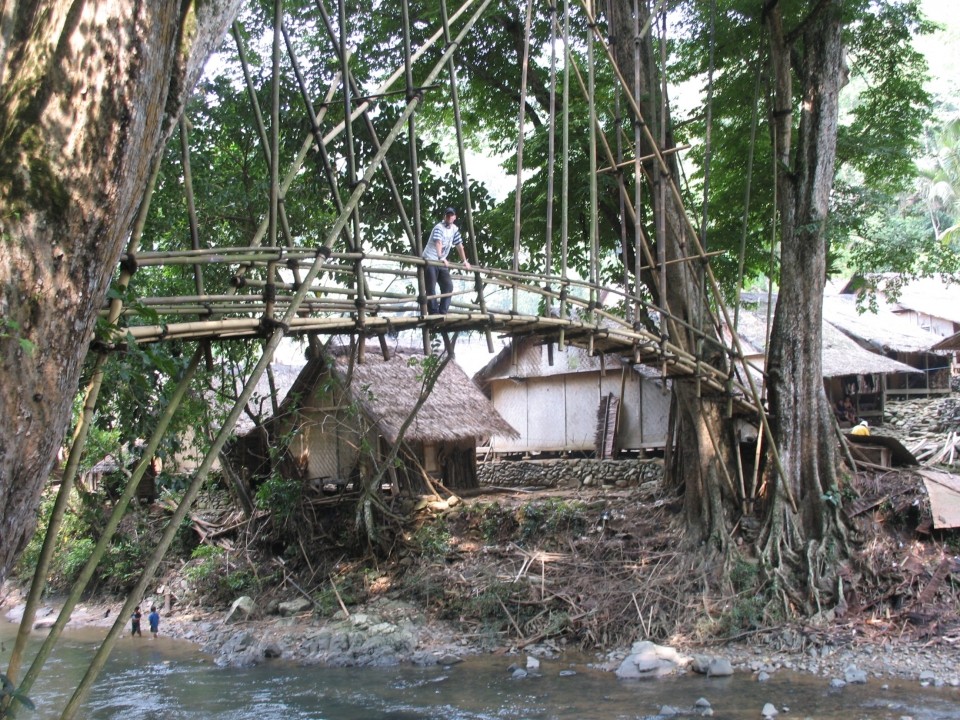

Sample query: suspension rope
[559,0,572,348]
[734,45,765,333]
[587,0,600,342]
[401,0,430,353]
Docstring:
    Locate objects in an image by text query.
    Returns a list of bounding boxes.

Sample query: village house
[225,343,517,501]
[859,275,960,338]
[472,336,671,458]
[823,294,951,400]
[733,304,920,425]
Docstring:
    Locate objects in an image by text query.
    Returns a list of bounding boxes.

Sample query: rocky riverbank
[5,404,960,699]
[4,582,959,694]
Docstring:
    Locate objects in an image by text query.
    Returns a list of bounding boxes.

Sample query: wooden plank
[916,469,960,529]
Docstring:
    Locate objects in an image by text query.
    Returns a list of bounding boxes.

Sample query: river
[2,623,959,719]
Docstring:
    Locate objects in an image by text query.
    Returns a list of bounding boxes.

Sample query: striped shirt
[422,220,462,261]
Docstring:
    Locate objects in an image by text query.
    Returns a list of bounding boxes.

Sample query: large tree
[760,0,848,589]
[0,0,244,582]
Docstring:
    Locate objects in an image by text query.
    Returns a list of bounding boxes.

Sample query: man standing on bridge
[422,207,470,315]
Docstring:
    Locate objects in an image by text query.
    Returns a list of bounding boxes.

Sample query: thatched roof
[822,295,947,354]
[329,347,519,443]
[236,345,518,444]
[732,306,919,378]
[473,335,664,389]
[842,274,960,325]
[884,277,960,325]
[231,362,308,436]
[820,321,919,377]
[932,331,960,352]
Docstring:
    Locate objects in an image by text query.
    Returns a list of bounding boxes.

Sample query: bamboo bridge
[9,2,786,715]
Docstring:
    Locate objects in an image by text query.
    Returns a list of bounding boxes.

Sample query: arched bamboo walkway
[7,2,780,717]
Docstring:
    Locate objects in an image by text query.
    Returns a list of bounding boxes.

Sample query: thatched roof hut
[732,306,918,378]
[228,344,516,495]
[932,331,960,352]
[823,295,948,355]
[822,295,952,398]
[330,348,518,445]
[733,301,921,423]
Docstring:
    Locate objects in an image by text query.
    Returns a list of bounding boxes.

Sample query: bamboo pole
[440,0,494,352]
[580,0,796,512]
[179,116,205,297]
[559,0,571,349]
[14,352,202,711]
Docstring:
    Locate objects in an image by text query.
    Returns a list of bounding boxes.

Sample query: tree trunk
[762,1,848,602]
[0,0,243,582]
[606,0,739,546]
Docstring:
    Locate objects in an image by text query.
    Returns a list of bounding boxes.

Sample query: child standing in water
[148,606,160,639]
[131,606,142,637]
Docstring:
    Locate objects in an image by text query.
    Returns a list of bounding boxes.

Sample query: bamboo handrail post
[439,0,494,352]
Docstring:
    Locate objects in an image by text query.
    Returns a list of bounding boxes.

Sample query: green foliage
[463,580,516,628]
[254,471,303,525]
[515,497,587,546]
[463,502,508,544]
[841,0,935,194]
[103,537,147,588]
[719,592,766,635]
[729,557,759,593]
[14,490,155,594]
[183,545,262,603]
[310,587,343,616]
[60,538,95,580]
[712,558,769,635]
[184,543,223,587]
[411,523,452,559]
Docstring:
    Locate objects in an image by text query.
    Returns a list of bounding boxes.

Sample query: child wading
[131,606,142,637]
[148,606,160,639]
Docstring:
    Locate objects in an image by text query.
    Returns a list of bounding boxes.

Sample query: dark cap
[444,207,457,216]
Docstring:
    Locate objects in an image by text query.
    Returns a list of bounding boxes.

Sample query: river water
[2,623,959,719]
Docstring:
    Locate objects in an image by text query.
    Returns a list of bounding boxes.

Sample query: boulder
[691,654,734,677]
[615,640,689,679]
[277,597,313,617]
[224,596,256,624]
[707,658,734,677]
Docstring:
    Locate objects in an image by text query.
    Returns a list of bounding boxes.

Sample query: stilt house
[734,306,920,425]
[823,295,952,400]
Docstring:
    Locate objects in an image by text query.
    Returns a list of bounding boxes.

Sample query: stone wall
[478,457,664,489]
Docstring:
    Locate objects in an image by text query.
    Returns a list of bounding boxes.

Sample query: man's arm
[456,242,470,268]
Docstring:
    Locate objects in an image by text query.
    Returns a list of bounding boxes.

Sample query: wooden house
[228,344,517,496]
[472,336,671,458]
[733,302,920,424]
[845,275,960,339]
[823,295,952,400]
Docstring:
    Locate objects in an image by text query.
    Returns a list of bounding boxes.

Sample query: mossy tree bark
[0,0,243,582]
[760,1,849,609]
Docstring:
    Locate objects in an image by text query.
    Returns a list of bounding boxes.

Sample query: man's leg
[437,267,454,314]
[424,265,440,314]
